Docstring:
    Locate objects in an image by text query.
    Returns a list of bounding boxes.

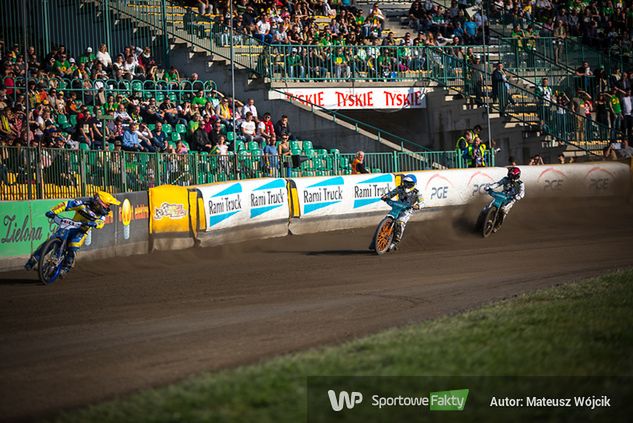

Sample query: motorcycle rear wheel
[38,239,64,285]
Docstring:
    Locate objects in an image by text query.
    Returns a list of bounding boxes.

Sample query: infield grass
[52,269,633,423]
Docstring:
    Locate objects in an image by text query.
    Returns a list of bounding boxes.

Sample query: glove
[45,211,56,219]
[85,221,98,228]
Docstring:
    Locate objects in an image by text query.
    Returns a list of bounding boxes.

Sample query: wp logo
[328,390,363,411]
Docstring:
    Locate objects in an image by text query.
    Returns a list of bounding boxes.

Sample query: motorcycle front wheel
[38,238,64,285]
[481,207,498,238]
[372,216,395,255]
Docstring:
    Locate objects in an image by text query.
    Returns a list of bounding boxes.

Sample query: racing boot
[24,256,37,271]
[493,211,507,233]
[60,250,77,277]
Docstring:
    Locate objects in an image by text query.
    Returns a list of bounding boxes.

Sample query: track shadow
[0,277,42,286]
[306,249,375,256]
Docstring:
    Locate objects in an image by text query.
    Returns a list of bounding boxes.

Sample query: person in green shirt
[164,66,180,89]
[54,54,72,77]
[191,90,208,107]
[606,88,624,141]
[79,47,96,66]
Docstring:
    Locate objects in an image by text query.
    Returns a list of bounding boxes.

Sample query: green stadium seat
[171,132,181,141]
[156,92,165,102]
[302,140,313,150]
[247,141,260,151]
[329,149,340,155]
[69,114,77,126]
[233,140,245,152]
[147,124,156,131]
[57,115,69,126]
[175,123,187,134]
[162,124,173,134]
[226,131,235,141]
[79,143,90,151]
[108,143,115,151]
[289,140,300,150]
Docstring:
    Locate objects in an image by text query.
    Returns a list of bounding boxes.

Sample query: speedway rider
[381,174,422,250]
[24,191,120,274]
[487,166,525,229]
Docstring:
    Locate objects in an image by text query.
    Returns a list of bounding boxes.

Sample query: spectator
[152,121,168,152]
[278,134,292,176]
[616,139,633,159]
[241,98,258,121]
[528,154,545,165]
[122,122,143,151]
[240,111,264,145]
[351,151,370,174]
[274,114,294,140]
[622,88,632,142]
[209,120,225,145]
[96,43,113,69]
[192,125,213,152]
[258,112,276,144]
[468,137,487,167]
[492,62,513,116]
[262,137,278,175]
[114,104,132,124]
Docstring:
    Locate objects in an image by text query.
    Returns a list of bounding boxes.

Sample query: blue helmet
[402,174,417,190]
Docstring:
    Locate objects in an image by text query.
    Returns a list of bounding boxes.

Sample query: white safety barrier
[195,178,290,246]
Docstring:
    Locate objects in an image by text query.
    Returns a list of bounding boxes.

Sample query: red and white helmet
[507,167,521,180]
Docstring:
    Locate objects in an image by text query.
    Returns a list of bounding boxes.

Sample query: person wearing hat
[80,47,96,66]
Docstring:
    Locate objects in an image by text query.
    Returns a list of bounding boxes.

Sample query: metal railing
[5,77,217,105]
[487,0,631,73]
[427,49,618,153]
[0,146,493,200]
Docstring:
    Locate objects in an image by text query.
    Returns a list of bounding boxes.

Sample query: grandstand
[1,0,631,200]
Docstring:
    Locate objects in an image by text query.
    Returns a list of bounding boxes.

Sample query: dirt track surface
[1,199,632,421]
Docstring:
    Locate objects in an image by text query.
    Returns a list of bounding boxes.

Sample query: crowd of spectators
[532,63,632,146]
[492,0,633,64]
[0,41,304,170]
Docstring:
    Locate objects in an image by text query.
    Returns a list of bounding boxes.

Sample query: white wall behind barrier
[197,178,289,231]
[291,173,397,218]
[518,162,631,197]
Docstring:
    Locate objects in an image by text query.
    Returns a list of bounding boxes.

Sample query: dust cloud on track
[1,198,632,421]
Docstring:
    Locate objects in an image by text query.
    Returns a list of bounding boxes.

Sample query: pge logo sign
[424,174,454,202]
[537,168,566,192]
[585,167,615,193]
[303,176,344,214]
[467,171,496,196]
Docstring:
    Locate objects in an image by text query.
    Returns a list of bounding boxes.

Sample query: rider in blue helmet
[380,174,422,251]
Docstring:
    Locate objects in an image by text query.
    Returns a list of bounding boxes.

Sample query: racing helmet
[507,166,521,181]
[402,174,417,190]
[90,191,121,216]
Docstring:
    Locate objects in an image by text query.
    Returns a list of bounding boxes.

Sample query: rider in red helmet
[488,166,525,230]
